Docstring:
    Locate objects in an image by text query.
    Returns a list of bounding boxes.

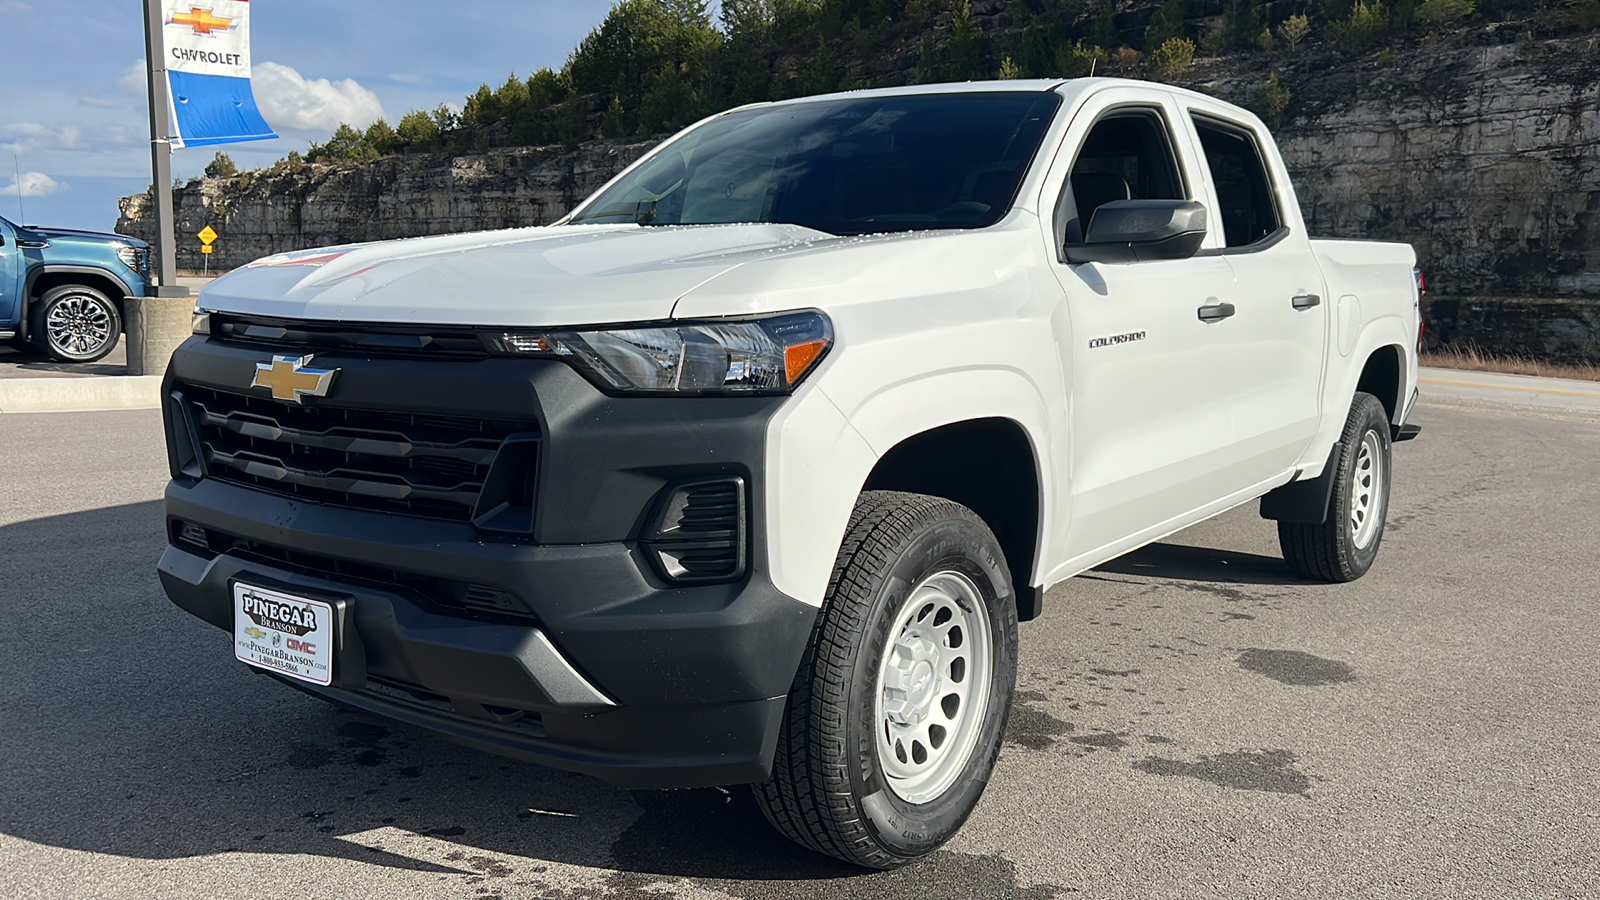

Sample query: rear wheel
[755,491,1019,870]
[1279,392,1393,582]
[31,285,121,363]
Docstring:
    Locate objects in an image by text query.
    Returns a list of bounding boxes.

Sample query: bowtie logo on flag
[162,0,276,147]
[172,7,234,35]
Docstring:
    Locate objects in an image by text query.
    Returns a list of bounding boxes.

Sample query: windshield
[571,91,1062,236]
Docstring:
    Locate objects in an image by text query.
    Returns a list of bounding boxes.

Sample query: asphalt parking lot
[1,389,1597,899]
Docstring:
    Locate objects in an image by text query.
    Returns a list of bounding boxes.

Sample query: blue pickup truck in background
[1,213,151,363]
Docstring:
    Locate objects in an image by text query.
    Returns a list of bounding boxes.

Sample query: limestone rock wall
[1183,33,1600,300]
[118,139,659,272]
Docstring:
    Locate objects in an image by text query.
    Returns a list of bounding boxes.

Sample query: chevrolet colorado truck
[0,214,151,363]
[157,79,1422,869]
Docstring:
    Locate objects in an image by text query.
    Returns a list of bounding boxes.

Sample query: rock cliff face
[119,31,1600,357]
[118,139,659,272]
[1182,32,1600,301]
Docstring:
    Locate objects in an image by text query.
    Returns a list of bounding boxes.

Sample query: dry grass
[1422,344,1600,382]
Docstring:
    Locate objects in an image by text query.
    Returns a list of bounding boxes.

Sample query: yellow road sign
[197,226,219,245]
[201,245,214,254]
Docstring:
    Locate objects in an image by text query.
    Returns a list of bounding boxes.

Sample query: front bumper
[156,335,819,789]
[158,480,817,788]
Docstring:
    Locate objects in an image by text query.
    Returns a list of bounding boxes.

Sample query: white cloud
[253,62,386,134]
[117,60,148,96]
[79,95,119,109]
[388,73,425,86]
[1,121,139,159]
[5,172,66,198]
[2,123,85,154]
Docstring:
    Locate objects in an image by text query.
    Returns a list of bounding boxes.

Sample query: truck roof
[737,78,1258,127]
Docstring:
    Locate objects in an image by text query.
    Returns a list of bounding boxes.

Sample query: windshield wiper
[568,199,660,225]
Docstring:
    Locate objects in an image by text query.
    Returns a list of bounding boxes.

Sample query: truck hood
[199,223,833,327]
[23,225,145,247]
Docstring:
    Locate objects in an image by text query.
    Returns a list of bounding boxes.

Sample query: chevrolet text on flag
[163,0,276,147]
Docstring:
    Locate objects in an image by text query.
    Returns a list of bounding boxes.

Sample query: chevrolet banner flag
[163,1,277,147]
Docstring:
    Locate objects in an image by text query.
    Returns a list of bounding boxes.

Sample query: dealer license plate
[233,582,334,686]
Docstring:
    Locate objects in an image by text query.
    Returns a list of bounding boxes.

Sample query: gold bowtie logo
[171,7,233,35]
[251,355,338,404]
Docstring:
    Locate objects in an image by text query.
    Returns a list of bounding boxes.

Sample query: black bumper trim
[271,673,787,789]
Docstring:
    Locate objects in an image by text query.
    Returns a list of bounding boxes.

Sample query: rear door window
[1191,118,1283,248]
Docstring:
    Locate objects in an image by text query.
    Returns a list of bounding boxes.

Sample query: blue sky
[0,0,621,231]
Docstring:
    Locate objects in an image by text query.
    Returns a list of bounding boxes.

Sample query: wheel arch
[861,417,1045,622]
[23,267,132,339]
[1356,342,1407,426]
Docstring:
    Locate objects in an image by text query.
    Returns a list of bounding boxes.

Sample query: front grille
[212,314,489,358]
[171,520,538,623]
[180,384,538,522]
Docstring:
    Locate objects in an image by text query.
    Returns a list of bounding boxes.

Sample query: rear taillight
[1413,268,1426,295]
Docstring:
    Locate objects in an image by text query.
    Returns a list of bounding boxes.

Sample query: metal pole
[142,0,188,298]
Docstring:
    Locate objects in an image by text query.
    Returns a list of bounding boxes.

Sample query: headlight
[115,244,139,270]
[486,311,833,395]
[192,310,212,335]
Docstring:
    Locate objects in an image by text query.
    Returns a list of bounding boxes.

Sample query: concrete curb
[0,376,164,414]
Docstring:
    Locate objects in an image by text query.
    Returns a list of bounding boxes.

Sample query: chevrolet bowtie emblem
[251,355,338,404]
[171,7,234,35]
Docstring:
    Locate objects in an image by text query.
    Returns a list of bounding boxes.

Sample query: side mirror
[1064,199,1208,265]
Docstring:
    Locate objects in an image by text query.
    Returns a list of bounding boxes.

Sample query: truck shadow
[0,340,129,376]
[1093,541,1308,585]
[0,501,860,889]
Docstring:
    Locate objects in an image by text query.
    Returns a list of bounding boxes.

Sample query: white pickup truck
[158,78,1421,869]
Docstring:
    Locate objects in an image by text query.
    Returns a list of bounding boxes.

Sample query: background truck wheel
[1279,392,1393,582]
[30,285,122,364]
[754,490,1019,870]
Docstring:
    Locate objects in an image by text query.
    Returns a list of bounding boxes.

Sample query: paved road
[2,392,1597,899]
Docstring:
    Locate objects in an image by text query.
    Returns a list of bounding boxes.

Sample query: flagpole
[141,0,188,298]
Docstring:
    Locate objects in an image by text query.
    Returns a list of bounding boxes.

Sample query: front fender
[762,368,1057,608]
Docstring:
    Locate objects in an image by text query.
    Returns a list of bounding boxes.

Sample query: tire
[1278,392,1393,582]
[754,491,1020,870]
[30,285,122,363]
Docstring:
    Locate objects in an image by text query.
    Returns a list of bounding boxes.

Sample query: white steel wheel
[874,570,993,805]
[1278,392,1394,583]
[1349,430,1386,550]
[755,491,1019,870]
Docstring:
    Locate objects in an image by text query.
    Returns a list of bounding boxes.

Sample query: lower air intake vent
[643,477,747,584]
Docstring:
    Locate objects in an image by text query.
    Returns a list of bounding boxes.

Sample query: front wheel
[755,491,1019,870]
[1278,391,1393,582]
[31,285,122,363]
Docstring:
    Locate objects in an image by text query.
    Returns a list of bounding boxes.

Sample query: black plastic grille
[212,314,489,357]
[644,478,746,582]
[180,384,538,522]
[171,520,538,623]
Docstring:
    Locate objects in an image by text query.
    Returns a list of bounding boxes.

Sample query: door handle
[1197,302,1236,322]
[1291,293,1322,310]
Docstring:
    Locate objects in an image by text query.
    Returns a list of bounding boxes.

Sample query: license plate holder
[233,582,336,686]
